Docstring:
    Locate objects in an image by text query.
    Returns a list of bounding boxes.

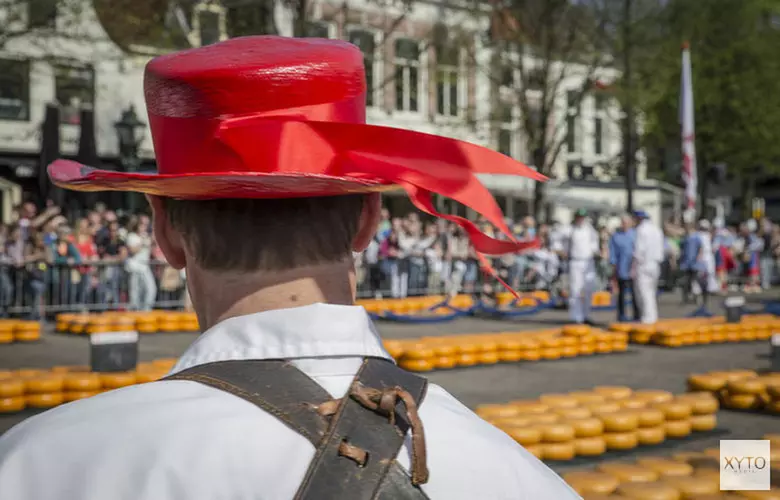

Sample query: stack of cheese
[0,358,178,413]
[56,311,200,334]
[0,320,42,343]
[476,386,718,462]
[688,369,780,414]
[612,314,778,346]
[564,435,780,499]
[386,325,628,372]
[357,295,474,316]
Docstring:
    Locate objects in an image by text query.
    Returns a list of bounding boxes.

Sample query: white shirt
[634,220,664,267]
[0,304,579,500]
[567,223,599,261]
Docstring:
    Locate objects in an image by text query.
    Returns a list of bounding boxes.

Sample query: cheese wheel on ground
[433,356,456,369]
[63,373,101,391]
[569,391,606,405]
[0,379,24,398]
[578,344,596,356]
[432,344,457,357]
[604,431,638,450]
[14,329,40,342]
[14,369,45,379]
[735,490,780,500]
[24,376,64,394]
[63,391,99,402]
[510,401,550,414]
[503,426,542,446]
[476,404,520,419]
[599,412,639,432]
[26,392,64,408]
[566,417,604,437]
[563,324,590,336]
[721,393,761,410]
[636,425,666,446]
[690,414,717,432]
[632,408,666,427]
[634,390,674,404]
[0,396,25,413]
[541,442,576,461]
[554,407,592,420]
[559,336,578,347]
[477,351,499,365]
[561,346,580,358]
[537,423,576,443]
[664,419,692,438]
[661,475,719,497]
[490,416,535,428]
[574,436,607,456]
[402,348,435,360]
[675,393,719,415]
[522,350,541,361]
[541,347,563,360]
[526,413,561,425]
[523,444,543,460]
[636,457,694,477]
[562,471,619,495]
[687,374,727,392]
[586,401,622,414]
[594,386,633,400]
[399,358,434,372]
[99,372,138,389]
[620,398,648,410]
[0,331,13,343]
[597,462,660,483]
[727,378,765,395]
[652,401,693,421]
[616,482,681,500]
[539,394,579,409]
[498,350,524,363]
[0,370,11,380]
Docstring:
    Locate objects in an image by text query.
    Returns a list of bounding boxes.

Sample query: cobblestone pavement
[1,294,777,476]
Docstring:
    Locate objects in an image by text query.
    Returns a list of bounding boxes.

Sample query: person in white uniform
[567,209,599,324]
[0,37,579,500]
[632,210,665,324]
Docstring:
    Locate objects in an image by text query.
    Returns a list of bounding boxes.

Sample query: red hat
[49,36,542,287]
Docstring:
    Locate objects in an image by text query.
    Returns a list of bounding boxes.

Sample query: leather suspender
[165,358,431,500]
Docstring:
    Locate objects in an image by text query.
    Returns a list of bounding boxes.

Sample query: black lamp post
[114,105,146,212]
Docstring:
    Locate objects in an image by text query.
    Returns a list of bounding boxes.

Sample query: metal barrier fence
[0,257,774,318]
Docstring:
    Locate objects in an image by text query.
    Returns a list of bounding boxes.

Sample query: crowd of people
[1,199,778,319]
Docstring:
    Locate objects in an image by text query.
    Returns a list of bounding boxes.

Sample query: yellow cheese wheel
[594,386,633,400]
[611,342,629,352]
[0,370,11,380]
[511,401,550,414]
[636,457,694,477]
[563,324,590,336]
[432,356,456,370]
[661,475,719,497]
[26,392,64,408]
[539,394,579,409]
[586,401,622,414]
[559,336,578,347]
[99,372,138,389]
[431,344,457,357]
[14,329,41,342]
[0,331,13,343]
[620,398,648,410]
[537,423,576,443]
[636,425,666,446]
[541,347,563,360]
[457,353,479,366]
[24,376,64,394]
[498,350,524,363]
[561,346,580,358]
[476,404,520,419]
[604,431,638,450]
[652,401,693,421]
[63,391,99,402]
[630,407,666,427]
[569,391,606,405]
[0,396,26,413]
[526,413,561,425]
[14,369,45,379]
[722,369,758,381]
[675,393,720,415]
[594,342,612,354]
[0,379,25,397]
[63,373,101,391]
[541,442,576,461]
[490,416,535,428]
[524,444,543,460]
[597,462,659,483]
[687,374,727,392]
[766,384,780,400]
[634,390,674,404]
[664,419,692,438]
[616,482,682,500]
[151,358,178,370]
[578,344,596,356]
[599,412,639,432]
[562,471,619,495]
[721,393,762,410]
[540,337,563,348]
[504,426,542,446]
[727,378,765,395]
[522,349,541,361]
[690,414,717,432]
[403,348,435,360]
[554,407,592,420]
[477,351,500,365]
[565,417,604,437]
[574,436,607,456]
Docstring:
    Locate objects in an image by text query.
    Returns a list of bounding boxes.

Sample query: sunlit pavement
[0,293,776,474]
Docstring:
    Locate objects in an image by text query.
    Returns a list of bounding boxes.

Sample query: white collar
[171,303,392,374]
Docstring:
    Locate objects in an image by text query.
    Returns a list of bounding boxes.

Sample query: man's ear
[146,195,187,270]
[352,193,382,253]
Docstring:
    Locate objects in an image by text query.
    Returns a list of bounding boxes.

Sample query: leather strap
[165,357,430,500]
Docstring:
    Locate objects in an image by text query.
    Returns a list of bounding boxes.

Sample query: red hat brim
[48,159,397,199]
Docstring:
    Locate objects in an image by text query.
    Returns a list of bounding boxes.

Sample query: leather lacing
[316,382,429,486]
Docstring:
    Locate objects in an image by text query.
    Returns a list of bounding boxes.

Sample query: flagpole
[622,0,635,212]
[680,41,698,222]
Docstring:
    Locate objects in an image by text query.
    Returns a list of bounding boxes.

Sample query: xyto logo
[723,456,768,474]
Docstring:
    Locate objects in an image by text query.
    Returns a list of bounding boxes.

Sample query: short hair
[161,195,365,272]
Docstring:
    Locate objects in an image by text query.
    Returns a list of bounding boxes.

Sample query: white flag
[680,42,697,219]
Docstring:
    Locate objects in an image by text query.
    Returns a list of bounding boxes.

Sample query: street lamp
[114,105,146,212]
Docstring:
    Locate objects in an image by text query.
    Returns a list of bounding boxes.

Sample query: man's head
[698,219,711,232]
[147,193,380,274]
[620,214,633,231]
[573,209,587,226]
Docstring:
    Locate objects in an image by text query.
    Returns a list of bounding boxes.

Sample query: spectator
[0,225,14,316]
[74,220,99,305]
[23,230,51,320]
[125,218,157,311]
[50,226,82,305]
[96,221,126,305]
[609,214,639,322]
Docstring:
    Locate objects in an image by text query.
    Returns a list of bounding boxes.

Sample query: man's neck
[189,260,357,331]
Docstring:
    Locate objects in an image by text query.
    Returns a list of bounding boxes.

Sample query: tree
[640,0,780,217]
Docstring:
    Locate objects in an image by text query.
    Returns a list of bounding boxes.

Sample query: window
[54,65,94,125]
[349,30,376,107]
[28,0,57,29]
[304,21,330,38]
[567,90,578,110]
[526,66,545,91]
[498,104,514,157]
[199,11,222,46]
[227,2,276,37]
[498,129,513,157]
[436,46,459,117]
[394,39,420,112]
[500,65,515,88]
[566,114,577,152]
[594,116,603,155]
[0,59,30,121]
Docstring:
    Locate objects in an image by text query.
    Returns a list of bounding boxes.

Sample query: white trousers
[634,265,660,324]
[569,260,596,323]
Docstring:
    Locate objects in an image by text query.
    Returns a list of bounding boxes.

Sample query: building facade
[0,0,661,223]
